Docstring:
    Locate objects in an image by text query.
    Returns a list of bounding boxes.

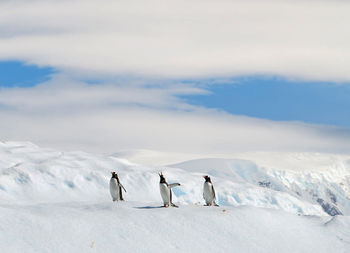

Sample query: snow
[1,202,349,253]
[1,141,350,252]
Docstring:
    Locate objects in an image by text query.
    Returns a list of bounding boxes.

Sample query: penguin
[203,175,219,206]
[109,172,126,201]
[158,172,181,208]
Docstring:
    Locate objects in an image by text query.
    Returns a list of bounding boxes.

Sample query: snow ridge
[1,142,350,216]
[1,142,350,252]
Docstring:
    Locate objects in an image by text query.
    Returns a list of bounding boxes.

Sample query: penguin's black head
[203,175,211,183]
[111,172,119,179]
[158,172,166,183]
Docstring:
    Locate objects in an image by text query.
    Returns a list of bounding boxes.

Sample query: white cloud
[0,0,349,155]
[0,0,349,81]
[0,76,349,155]
[0,75,207,112]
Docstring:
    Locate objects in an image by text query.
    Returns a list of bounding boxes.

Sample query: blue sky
[183,77,350,127]
[1,60,349,127]
[1,0,350,154]
[0,61,54,87]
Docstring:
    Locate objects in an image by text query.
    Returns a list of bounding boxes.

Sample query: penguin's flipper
[171,203,179,208]
[168,183,180,189]
[170,189,172,204]
[118,187,124,201]
[119,183,127,192]
[212,185,216,199]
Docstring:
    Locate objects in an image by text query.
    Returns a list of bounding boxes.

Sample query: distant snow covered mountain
[1,141,349,215]
[1,141,350,252]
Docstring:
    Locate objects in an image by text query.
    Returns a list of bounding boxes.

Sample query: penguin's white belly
[110,178,120,201]
[203,182,215,204]
[159,183,170,204]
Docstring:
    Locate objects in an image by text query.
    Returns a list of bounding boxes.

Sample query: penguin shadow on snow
[134,205,165,209]
[202,175,219,207]
[108,172,220,209]
[109,172,126,202]
[135,172,182,209]
[158,172,181,208]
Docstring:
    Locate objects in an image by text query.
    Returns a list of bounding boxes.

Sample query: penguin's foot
[163,204,170,208]
[204,203,218,206]
[171,203,179,208]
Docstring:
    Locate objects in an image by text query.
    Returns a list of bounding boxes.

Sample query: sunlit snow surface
[0,142,350,252]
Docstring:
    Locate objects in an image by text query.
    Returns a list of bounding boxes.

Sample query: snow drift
[1,141,350,252]
[1,141,349,216]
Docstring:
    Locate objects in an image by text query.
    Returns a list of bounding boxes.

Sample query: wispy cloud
[0,75,349,154]
[0,0,349,155]
[0,75,207,112]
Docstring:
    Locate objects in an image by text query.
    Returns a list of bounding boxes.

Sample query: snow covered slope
[1,142,349,215]
[1,141,350,252]
[1,202,349,253]
[170,155,350,216]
